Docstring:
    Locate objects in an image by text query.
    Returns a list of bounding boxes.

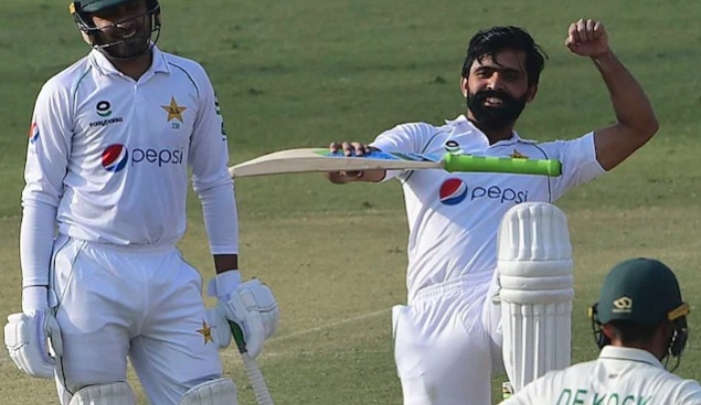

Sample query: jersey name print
[556,388,650,405]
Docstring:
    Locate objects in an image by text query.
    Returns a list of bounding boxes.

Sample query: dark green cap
[597,258,689,325]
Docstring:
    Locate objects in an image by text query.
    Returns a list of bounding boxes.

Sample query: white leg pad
[178,378,238,405]
[497,202,574,392]
[68,382,136,405]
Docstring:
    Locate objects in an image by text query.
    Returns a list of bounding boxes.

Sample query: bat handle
[229,321,248,354]
[242,352,275,405]
[228,321,275,405]
[443,153,562,177]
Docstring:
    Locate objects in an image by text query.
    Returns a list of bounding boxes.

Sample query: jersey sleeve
[23,79,73,207]
[498,390,531,405]
[369,122,437,181]
[20,79,73,290]
[188,66,238,254]
[497,372,561,405]
[677,380,701,405]
[540,132,607,201]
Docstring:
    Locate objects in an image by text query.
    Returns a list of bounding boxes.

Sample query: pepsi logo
[438,178,530,205]
[102,144,129,172]
[101,144,185,172]
[28,123,39,144]
[439,178,468,205]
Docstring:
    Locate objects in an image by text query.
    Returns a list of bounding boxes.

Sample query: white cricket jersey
[22,46,235,248]
[501,346,701,405]
[370,115,606,301]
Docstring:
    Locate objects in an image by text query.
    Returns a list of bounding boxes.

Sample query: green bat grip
[229,321,248,354]
[443,153,562,177]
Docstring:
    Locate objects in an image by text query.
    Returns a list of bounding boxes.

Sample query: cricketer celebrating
[499,257,701,405]
[3,1,278,404]
[326,20,659,405]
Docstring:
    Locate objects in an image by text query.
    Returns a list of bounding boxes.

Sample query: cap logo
[612,296,633,313]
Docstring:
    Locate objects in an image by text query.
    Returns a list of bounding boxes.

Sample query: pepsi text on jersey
[438,178,529,206]
[102,143,185,172]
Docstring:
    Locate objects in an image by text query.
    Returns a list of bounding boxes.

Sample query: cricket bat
[229,148,562,179]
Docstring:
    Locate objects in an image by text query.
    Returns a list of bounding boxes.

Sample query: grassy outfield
[0,0,700,403]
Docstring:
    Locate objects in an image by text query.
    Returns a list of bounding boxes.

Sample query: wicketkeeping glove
[4,309,63,379]
[208,271,279,358]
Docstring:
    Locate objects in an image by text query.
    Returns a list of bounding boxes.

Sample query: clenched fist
[565,19,609,58]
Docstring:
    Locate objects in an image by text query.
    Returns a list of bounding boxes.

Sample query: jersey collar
[89,44,171,78]
[445,115,536,146]
[599,346,664,369]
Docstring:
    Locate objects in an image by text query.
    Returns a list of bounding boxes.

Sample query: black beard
[95,14,152,61]
[101,36,151,60]
[467,89,527,132]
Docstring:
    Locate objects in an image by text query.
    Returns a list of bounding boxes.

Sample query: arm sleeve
[20,80,73,289]
[497,372,561,405]
[678,380,701,405]
[497,381,546,405]
[188,67,238,254]
[20,201,57,288]
[498,394,529,405]
[544,132,607,201]
[369,122,437,181]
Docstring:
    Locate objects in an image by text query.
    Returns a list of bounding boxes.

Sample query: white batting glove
[4,308,63,379]
[208,271,279,358]
[205,306,232,349]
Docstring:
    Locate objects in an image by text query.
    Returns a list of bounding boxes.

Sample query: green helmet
[595,257,688,325]
[69,0,161,60]
[589,257,690,369]
[71,0,134,13]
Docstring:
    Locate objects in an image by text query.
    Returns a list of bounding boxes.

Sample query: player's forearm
[358,170,386,182]
[214,254,239,273]
[326,169,386,184]
[592,50,658,138]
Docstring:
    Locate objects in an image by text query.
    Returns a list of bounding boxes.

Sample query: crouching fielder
[499,257,701,405]
[3,0,278,404]
[495,202,574,395]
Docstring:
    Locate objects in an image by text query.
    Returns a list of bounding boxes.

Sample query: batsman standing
[327,20,659,405]
[3,0,278,404]
[499,257,701,405]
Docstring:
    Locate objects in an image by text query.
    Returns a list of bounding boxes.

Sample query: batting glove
[4,308,63,379]
[205,306,232,349]
[208,271,279,358]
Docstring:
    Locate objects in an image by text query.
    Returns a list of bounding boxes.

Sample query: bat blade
[229,148,443,178]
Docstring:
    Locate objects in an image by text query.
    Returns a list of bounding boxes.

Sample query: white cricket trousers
[49,234,223,405]
[392,272,503,405]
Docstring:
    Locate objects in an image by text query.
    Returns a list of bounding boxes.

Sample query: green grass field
[1,0,701,403]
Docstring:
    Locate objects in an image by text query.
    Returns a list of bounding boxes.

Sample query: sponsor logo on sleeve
[28,122,40,144]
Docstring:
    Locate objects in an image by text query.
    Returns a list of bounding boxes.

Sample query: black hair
[461,26,548,86]
[607,319,661,345]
